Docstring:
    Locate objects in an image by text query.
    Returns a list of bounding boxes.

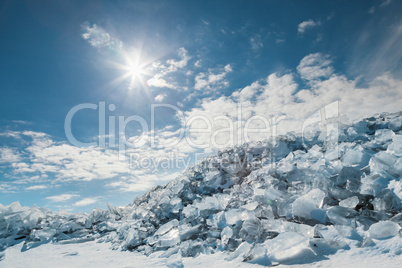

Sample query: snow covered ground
[1,111,402,267]
[2,238,401,268]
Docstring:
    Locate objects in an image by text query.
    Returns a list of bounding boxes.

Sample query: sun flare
[128,62,143,78]
[124,56,146,80]
[108,48,154,91]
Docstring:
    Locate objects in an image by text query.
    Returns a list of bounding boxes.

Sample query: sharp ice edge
[1,111,402,265]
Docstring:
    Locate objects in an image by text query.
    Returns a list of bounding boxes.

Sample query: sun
[128,62,143,79]
[107,48,154,91]
[124,55,146,80]
[123,58,149,90]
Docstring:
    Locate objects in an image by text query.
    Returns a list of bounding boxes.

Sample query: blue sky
[1,0,402,212]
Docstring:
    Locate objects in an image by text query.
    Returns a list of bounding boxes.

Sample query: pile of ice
[1,111,402,265]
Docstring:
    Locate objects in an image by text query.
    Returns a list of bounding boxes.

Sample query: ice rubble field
[1,112,402,267]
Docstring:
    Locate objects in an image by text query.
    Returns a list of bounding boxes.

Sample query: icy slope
[1,111,402,266]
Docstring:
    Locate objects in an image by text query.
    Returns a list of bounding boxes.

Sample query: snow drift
[1,111,402,266]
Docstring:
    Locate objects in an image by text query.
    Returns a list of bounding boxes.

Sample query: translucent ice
[292,189,325,220]
[264,232,312,263]
[227,241,252,261]
[369,151,397,175]
[387,135,402,157]
[341,146,371,168]
[154,220,179,237]
[389,158,402,177]
[179,224,201,241]
[2,111,402,264]
[327,206,358,227]
[336,167,362,187]
[155,229,181,249]
[241,201,259,211]
[224,209,250,225]
[368,221,401,239]
[240,217,261,240]
[374,129,395,144]
[220,226,233,245]
[339,196,359,209]
[195,196,222,211]
[372,189,400,211]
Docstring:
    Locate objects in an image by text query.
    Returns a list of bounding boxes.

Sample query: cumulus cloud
[166,47,190,72]
[298,19,320,34]
[0,131,21,139]
[0,131,137,183]
[184,53,402,148]
[147,76,175,89]
[46,194,79,203]
[0,147,21,163]
[194,60,202,68]
[0,127,193,195]
[74,197,98,207]
[3,53,401,198]
[297,53,334,81]
[232,81,261,101]
[194,64,232,91]
[147,47,190,90]
[81,22,122,50]
[108,172,180,193]
[154,93,166,102]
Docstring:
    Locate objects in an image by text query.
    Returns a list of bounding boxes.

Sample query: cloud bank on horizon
[0,0,401,211]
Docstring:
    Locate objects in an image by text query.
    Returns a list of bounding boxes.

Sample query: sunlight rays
[106,47,155,93]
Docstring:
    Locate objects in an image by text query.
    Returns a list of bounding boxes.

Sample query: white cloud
[3,52,402,198]
[0,131,21,139]
[26,185,47,191]
[166,47,190,72]
[184,53,402,148]
[2,133,135,182]
[81,22,122,50]
[12,120,31,125]
[194,64,233,91]
[147,76,175,89]
[194,60,202,68]
[298,19,320,34]
[146,47,191,90]
[154,93,166,102]
[380,0,393,7]
[232,81,261,101]
[250,34,263,50]
[0,128,189,195]
[74,197,98,207]
[0,147,20,163]
[22,130,48,138]
[46,194,79,203]
[297,53,334,81]
[108,172,179,193]
[276,39,285,44]
[349,21,402,78]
